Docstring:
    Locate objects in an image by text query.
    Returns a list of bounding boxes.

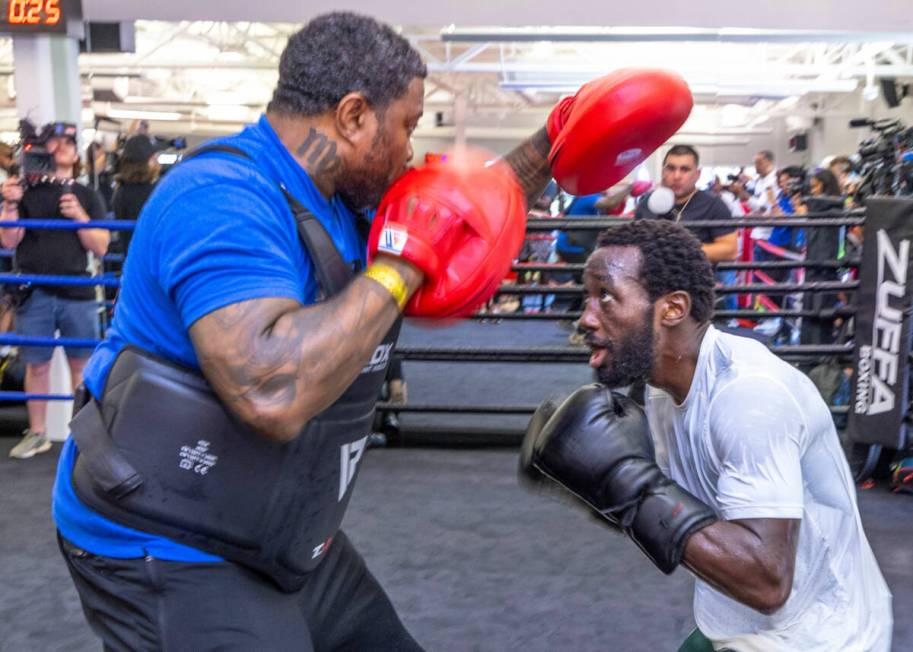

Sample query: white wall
[808,90,913,164]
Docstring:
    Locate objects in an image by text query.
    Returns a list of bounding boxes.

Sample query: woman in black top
[111,135,167,256]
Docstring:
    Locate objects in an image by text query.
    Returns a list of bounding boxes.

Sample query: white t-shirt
[720,190,745,218]
[645,326,892,652]
[748,170,777,241]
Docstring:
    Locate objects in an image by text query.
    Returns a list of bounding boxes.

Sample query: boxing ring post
[47,346,73,442]
[846,197,913,451]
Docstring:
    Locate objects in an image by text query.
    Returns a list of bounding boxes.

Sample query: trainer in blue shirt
[49,12,557,650]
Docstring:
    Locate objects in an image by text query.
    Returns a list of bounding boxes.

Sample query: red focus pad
[547,69,693,196]
[367,148,527,320]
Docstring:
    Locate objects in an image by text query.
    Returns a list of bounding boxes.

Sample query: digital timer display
[2,0,76,34]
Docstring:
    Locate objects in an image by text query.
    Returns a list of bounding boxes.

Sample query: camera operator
[0,124,109,460]
[110,134,170,256]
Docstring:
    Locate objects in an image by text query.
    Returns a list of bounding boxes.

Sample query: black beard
[592,306,656,388]
[336,127,394,212]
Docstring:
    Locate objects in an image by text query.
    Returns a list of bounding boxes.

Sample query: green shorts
[677,629,734,652]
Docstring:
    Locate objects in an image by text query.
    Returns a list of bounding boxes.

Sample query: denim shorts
[15,288,100,363]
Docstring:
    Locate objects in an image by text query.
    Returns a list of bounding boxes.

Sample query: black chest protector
[69,145,400,592]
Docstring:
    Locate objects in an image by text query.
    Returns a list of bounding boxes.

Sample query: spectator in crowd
[709,175,747,311]
[828,155,852,194]
[717,175,746,219]
[747,150,778,246]
[768,169,802,252]
[85,141,115,211]
[794,168,844,346]
[511,180,559,314]
[554,184,632,265]
[111,134,169,256]
[0,142,15,181]
[635,144,738,263]
[0,124,109,460]
[727,174,753,215]
[0,143,15,282]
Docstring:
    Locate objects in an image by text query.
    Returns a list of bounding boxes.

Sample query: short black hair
[268,12,427,117]
[596,220,716,322]
[663,144,699,167]
[757,150,775,164]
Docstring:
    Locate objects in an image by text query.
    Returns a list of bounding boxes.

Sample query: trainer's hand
[546,69,693,195]
[1,177,23,204]
[367,147,527,320]
[519,384,716,574]
[59,193,89,222]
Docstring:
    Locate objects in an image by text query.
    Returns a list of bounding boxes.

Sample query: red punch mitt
[367,147,527,320]
[547,69,693,195]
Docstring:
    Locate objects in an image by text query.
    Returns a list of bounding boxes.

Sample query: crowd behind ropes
[0,127,908,493]
[509,146,860,347]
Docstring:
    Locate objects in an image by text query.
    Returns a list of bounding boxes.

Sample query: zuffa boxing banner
[847,198,913,449]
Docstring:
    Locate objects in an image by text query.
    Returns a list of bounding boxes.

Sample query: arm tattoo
[503,128,553,208]
[190,278,400,439]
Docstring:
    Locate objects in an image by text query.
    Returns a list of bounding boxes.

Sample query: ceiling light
[862,85,880,101]
[442,27,913,44]
[105,108,183,121]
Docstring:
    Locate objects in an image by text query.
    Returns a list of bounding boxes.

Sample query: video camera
[781,166,809,197]
[16,119,78,187]
[849,117,913,199]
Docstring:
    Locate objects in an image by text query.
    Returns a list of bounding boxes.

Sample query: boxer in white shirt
[521,219,892,651]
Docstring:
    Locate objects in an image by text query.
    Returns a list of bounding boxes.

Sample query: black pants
[59,531,423,652]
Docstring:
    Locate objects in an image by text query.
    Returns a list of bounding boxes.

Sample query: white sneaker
[753,317,783,339]
[9,430,52,459]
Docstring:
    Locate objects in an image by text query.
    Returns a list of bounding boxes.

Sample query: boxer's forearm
[190,257,422,443]
[503,128,553,208]
[683,517,799,615]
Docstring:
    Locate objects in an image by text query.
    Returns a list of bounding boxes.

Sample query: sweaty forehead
[584,246,643,285]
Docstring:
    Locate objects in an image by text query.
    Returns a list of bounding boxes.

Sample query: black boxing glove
[519,398,625,535]
[519,383,717,574]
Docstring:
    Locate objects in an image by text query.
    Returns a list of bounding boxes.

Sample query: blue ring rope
[0,273,120,288]
[0,250,126,264]
[0,219,136,231]
[0,334,100,348]
[0,391,73,401]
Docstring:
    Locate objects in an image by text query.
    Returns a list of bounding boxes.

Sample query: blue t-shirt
[770,192,796,249]
[52,115,367,561]
[555,193,602,255]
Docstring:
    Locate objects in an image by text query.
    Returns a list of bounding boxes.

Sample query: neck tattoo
[295,128,341,175]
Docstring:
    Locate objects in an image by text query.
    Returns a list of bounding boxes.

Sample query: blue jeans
[716,270,738,311]
[15,288,99,363]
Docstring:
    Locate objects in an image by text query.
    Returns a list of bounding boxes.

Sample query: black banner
[847,198,913,449]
